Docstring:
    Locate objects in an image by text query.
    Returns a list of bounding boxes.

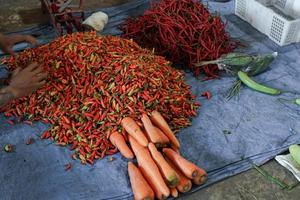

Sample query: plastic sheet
[1,0,300,199]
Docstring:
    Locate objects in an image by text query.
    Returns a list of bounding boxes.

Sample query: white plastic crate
[235,0,300,46]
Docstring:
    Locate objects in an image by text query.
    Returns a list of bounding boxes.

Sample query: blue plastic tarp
[1,0,300,199]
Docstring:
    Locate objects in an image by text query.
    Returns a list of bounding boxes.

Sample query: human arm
[0,33,38,55]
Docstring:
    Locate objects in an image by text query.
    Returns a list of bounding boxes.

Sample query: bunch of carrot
[110,110,207,200]
[121,0,236,78]
[1,32,200,164]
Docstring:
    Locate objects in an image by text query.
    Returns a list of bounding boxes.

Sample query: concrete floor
[0,0,130,32]
[1,0,300,199]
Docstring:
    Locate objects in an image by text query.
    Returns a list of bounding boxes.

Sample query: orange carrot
[192,166,208,186]
[166,157,192,193]
[163,148,198,179]
[141,114,161,143]
[139,167,169,200]
[128,135,145,154]
[141,114,168,148]
[128,162,155,200]
[150,111,180,148]
[154,127,170,147]
[170,188,178,198]
[109,131,134,159]
[122,117,148,147]
[129,136,170,199]
[148,143,180,188]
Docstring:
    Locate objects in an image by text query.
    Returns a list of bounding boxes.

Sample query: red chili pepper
[64,163,72,171]
[69,141,78,150]
[201,91,212,100]
[71,154,77,160]
[40,131,51,139]
[4,144,13,153]
[6,120,15,125]
[87,158,94,165]
[23,121,33,126]
[26,138,34,145]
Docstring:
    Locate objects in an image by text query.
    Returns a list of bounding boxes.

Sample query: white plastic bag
[275,154,300,182]
[82,11,108,32]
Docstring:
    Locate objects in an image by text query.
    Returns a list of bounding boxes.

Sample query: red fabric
[51,3,59,13]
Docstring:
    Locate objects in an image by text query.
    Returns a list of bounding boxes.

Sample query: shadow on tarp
[1,0,300,199]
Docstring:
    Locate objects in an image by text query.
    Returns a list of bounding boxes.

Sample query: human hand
[6,62,47,98]
[0,33,38,55]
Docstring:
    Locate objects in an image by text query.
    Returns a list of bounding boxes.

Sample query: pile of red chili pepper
[120,0,236,78]
[2,32,200,164]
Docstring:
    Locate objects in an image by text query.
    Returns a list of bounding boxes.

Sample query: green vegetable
[227,52,278,100]
[278,98,300,106]
[289,144,300,166]
[227,79,242,100]
[196,52,277,76]
[246,52,278,76]
[195,53,253,67]
[237,71,281,95]
[195,53,254,74]
[223,53,254,66]
[226,52,278,99]
[223,130,232,135]
[4,144,13,153]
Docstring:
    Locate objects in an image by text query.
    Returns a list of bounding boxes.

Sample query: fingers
[7,61,46,98]
[21,86,39,98]
[25,62,39,72]
[24,35,39,46]
[10,35,39,46]
[32,65,48,82]
[32,65,44,74]
[34,72,48,82]
[32,80,47,88]
[23,62,47,82]
[12,67,21,77]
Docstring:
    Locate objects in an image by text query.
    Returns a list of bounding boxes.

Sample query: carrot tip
[200,175,208,184]
[167,178,180,188]
[192,170,198,178]
[183,185,190,192]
